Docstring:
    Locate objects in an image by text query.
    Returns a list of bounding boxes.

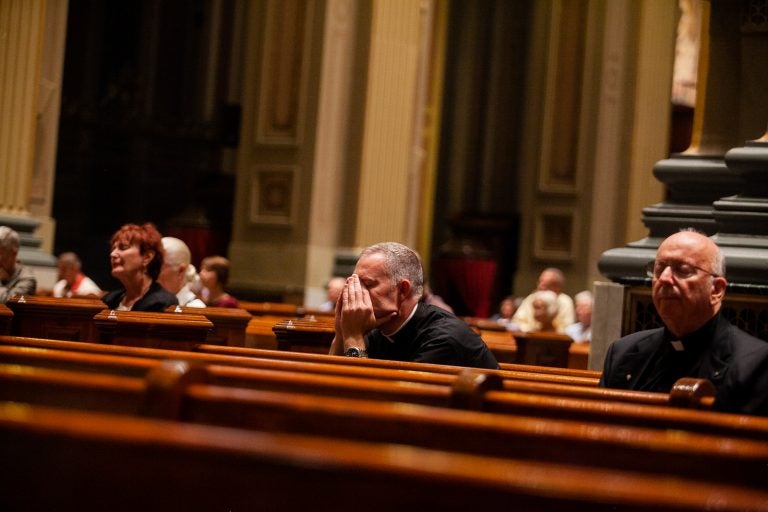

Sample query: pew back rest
[3,403,768,511]
[93,309,213,349]
[165,305,252,346]
[6,295,106,341]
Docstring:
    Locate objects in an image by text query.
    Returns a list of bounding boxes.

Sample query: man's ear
[398,280,412,298]
[711,276,727,305]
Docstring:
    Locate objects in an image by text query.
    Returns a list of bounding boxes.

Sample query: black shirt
[102,281,179,312]
[639,313,719,392]
[365,303,499,369]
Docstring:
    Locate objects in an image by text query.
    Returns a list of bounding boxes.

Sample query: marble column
[0,0,58,287]
[303,0,361,306]
[598,0,754,284]
[0,0,45,214]
[353,0,428,247]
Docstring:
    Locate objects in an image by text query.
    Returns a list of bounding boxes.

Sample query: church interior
[1,0,768,507]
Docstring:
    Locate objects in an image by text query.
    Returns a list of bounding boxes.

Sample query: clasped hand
[335,274,377,344]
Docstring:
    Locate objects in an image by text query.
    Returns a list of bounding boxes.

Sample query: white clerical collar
[670,340,685,352]
[383,302,419,342]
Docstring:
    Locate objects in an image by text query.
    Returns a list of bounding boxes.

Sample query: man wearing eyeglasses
[600,229,768,416]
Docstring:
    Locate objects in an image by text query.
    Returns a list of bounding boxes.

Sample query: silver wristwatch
[344,347,368,358]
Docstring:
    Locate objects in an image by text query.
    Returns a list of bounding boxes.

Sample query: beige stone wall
[515,0,673,297]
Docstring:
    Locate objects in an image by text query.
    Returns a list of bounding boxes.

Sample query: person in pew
[52,252,103,298]
[0,226,36,303]
[328,242,498,369]
[318,276,345,311]
[102,223,179,311]
[512,267,575,333]
[490,295,522,330]
[158,237,206,307]
[530,290,559,333]
[565,290,592,343]
[199,255,239,308]
[600,229,768,415]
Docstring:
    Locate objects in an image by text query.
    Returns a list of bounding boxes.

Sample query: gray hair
[532,290,559,318]
[574,290,593,304]
[0,226,20,252]
[712,246,726,278]
[360,242,424,297]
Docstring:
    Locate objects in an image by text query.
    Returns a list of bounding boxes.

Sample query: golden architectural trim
[255,0,314,146]
[0,0,45,214]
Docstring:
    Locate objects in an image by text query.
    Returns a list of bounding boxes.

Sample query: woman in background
[199,255,238,308]
[530,290,559,333]
[490,295,521,330]
[102,223,178,311]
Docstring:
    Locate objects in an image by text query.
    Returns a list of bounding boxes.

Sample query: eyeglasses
[645,260,720,280]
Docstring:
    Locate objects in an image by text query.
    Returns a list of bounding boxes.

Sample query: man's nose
[656,264,674,281]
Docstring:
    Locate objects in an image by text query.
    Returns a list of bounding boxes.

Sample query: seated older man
[600,229,768,416]
[0,226,36,303]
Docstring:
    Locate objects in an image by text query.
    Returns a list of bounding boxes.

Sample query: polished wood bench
[2,362,768,490]
[272,316,590,369]
[0,335,598,387]
[93,309,213,350]
[4,402,766,511]
[0,304,11,334]
[239,300,334,318]
[245,315,288,349]
[165,305,252,347]
[272,317,335,353]
[1,342,753,442]
[5,295,106,341]
[0,361,768,486]
[0,339,732,437]
[198,342,603,379]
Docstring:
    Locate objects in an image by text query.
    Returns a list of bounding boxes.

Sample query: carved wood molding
[255,0,315,146]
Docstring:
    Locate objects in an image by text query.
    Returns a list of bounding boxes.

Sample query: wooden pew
[272,316,590,369]
[272,317,335,353]
[4,339,755,440]
[2,362,768,490]
[197,342,603,380]
[0,336,732,427]
[5,295,106,341]
[245,315,290,349]
[238,300,300,317]
[0,304,11,334]
[567,341,590,369]
[93,309,213,350]
[3,297,240,352]
[468,318,591,369]
[0,334,608,392]
[239,299,334,319]
[4,403,766,511]
[512,331,573,367]
[165,305,252,347]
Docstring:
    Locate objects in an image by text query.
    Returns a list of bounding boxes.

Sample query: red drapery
[431,257,497,318]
